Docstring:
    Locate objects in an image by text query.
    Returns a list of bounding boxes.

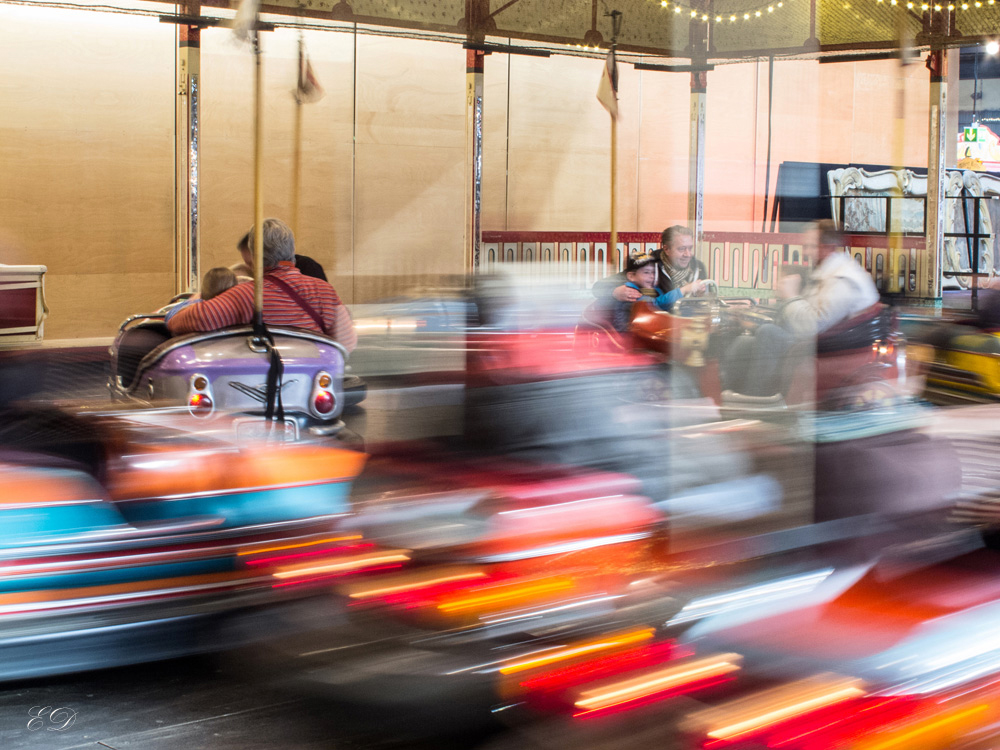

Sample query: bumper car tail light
[313,390,334,415]
[189,393,213,412]
[188,373,214,416]
[311,371,337,417]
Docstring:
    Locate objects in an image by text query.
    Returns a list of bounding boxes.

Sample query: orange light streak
[500,629,657,675]
[238,534,363,556]
[574,653,742,711]
[706,682,867,741]
[437,576,575,613]
[346,570,488,599]
[272,550,410,579]
[854,703,991,750]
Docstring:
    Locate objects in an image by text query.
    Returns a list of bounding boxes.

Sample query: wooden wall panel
[634,67,693,232]
[199,27,356,300]
[0,5,174,338]
[352,36,466,302]
[505,54,630,232]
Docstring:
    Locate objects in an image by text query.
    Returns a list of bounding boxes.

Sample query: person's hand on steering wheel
[613,284,643,302]
[682,279,707,297]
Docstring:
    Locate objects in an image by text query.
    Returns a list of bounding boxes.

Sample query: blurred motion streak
[436,575,576,614]
[238,534,363,557]
[572,652,743,717]
[271,549,410,585]
[668,569,836,625]
[343,567,488,600]
[499,627,656,675]
[687,674,867,745]
[245,542,375,567]
[516,641,684,695]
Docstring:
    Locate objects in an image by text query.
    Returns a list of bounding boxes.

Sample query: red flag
[295,46,324,104]
[597,49,618,119]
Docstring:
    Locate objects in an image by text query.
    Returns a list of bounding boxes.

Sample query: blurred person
[776,219,880,336]
[237,231,327,281]
[611,252,660,331]
[168,218,356,352]
[229,261,253,282]
[163,266,239,324]
[724,220,880,396]
[595,225,709,306]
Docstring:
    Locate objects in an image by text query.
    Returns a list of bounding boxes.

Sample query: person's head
[240,218,296,270]
[229,262,253,280]
[201,266,239,300]
[625,253,657,289]
[659,225,695,270]
[805,219,844,264]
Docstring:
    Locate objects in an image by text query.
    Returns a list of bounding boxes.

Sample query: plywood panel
[44,272,174,339]
[505,54,627,231]
[356,35,465,148]
[199,27,356,297]
[354,142,465,279]
[0,4,174,337]
[351,35,465,301]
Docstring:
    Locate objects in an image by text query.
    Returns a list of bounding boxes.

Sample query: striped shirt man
[166,262,356,352]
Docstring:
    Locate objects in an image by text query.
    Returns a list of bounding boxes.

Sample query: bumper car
[576,287,910,411]
[903,292,1000,404]
[0,406,366,680]
[109,307,365,442]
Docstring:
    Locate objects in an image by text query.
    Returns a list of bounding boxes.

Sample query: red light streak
[271,563,406,589]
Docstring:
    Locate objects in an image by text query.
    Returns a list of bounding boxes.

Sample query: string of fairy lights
[647,0,1000,23]
[646,0,790,23]
[875,0,999,11]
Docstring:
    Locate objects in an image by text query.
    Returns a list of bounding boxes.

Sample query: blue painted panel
[0,556,234,594]
[1,504,129,546]
[116,483,351,528]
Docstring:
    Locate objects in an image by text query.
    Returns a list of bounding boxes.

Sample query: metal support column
[925,48,947,303]
[465,47,485,273]
[688,70,707,244]
[175,7,201,295]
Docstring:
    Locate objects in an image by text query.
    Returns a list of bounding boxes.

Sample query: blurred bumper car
[0,406,366,680]
[348,284,473,383]
[578,290,911,412]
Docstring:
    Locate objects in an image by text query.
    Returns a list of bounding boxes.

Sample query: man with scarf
[594,225,708,307]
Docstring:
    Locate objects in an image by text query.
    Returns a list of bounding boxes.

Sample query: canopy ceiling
[184,0,991,60]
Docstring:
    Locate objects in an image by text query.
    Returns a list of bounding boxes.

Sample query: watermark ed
[27,706,77,732]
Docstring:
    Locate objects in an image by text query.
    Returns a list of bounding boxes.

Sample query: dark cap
[626,252,657,273]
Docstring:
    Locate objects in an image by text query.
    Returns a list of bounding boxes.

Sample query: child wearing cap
[612,253,660,331]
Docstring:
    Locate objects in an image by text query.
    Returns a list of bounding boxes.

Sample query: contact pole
[291,33,304,240]
[253,30,265,324]
[610,102,618,261]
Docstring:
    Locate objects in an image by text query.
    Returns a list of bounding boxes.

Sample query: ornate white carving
[828,167,994,289]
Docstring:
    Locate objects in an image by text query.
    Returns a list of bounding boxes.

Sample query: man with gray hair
[167,218,356,352]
